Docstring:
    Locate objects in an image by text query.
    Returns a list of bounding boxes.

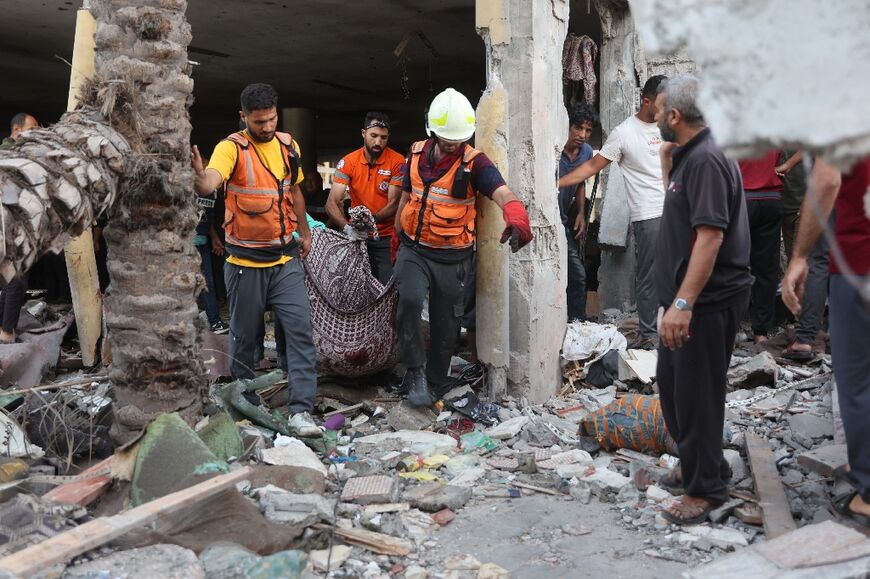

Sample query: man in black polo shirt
[654,75,753,524]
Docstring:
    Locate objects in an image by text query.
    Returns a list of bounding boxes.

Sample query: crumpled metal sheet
[0,312,73,389]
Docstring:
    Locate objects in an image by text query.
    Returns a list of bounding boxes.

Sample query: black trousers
[656,292,748,504]
[394,246,472,391]
[367,238,394,286]
[0,276,28,333]
[746,198,783,336]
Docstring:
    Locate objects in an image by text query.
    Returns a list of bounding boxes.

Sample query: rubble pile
[0,315,861,578]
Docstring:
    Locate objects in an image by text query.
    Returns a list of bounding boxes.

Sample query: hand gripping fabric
[303,227,399,377]
[500,200,534,252]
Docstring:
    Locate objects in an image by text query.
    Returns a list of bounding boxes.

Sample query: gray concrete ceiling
[0,0,484,161]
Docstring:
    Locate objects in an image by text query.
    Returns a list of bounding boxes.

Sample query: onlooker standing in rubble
[783,157,870,528]
[394,88,533,407]
[559,104,597,322]
[654,76,752,524]
[191,83,320,438]
[326,112,405,284]
[737,150,784,344]
[0,113,39,344]
[559,75,668,348]
[193,181,228,334]
[777,151,830,360]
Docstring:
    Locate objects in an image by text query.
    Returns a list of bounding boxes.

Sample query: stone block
[727,352,778,389]
[405,564,429,579]
[340,475,398,505]
[256,486,335,527]
[431,508,455,526]
[798,443,848,477]
[722,449,747,481]
[386,402,436,431]
[788,413,834,440]
[687,525,748,550]
[404,482,472,512]
[645,485,672,503]
[354,431,458,455]
[259,439,327,477]
[581,467,631,494]
[555,463,589,480]
[485,416,529,440]
[309,545,353,571]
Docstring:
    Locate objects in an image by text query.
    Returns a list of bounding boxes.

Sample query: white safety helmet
[426,88,476,142]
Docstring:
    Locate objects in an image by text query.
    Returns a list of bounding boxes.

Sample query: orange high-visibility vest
[401,140,480,249]
[223,131,300,250]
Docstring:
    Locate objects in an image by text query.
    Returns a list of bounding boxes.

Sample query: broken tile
[309,545,353,571]
[340,475,398,505]
[485,416,529,440]
[431,508,455,526]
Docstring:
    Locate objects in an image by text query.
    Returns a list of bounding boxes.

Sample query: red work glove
[390,232,400,263]
[500,200,533,252]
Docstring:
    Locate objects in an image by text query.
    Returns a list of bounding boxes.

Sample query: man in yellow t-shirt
[192,83,320,438]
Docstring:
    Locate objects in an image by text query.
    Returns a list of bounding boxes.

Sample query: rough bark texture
[0,111,128,285]
[90,0,205,443]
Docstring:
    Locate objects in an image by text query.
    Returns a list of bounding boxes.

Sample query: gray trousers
[633,217,661,339]
[394,246,472,391]
[566,227,587,322]
[367,238,393,285]
[829,274,870,502]
[225,258,317,414]
[795,221,830,344]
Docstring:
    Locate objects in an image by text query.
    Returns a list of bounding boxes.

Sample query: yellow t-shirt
[207,132,305,268]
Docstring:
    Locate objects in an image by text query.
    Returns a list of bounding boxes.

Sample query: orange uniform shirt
[333,147,404,238]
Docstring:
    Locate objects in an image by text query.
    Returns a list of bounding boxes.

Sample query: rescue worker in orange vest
[192,83,320,438]
[394,88,534,407]
[325,112,405,284]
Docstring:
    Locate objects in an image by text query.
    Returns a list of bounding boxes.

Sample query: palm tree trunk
[90,0,205,444]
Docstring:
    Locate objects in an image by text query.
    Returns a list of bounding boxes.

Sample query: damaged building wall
[593,0,694,312]
[629,0,870,175]
[476,0,568,402]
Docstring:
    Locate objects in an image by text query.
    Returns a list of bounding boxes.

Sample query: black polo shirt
[655,128,753,313]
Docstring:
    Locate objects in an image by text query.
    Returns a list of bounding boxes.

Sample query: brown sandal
[662,496,721,525]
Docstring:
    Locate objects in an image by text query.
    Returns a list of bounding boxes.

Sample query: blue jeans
[565,227,587,321]
[196,244,221,326]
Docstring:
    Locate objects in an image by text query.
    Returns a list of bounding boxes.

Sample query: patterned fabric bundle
[303,227,398,377]
[580,394,678,455]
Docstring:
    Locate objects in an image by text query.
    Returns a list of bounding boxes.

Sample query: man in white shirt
[559,75,668,348]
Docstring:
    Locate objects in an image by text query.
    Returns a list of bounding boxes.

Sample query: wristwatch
[674,298,692,311]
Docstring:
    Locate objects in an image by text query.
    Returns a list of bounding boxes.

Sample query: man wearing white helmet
[393,88,534,407]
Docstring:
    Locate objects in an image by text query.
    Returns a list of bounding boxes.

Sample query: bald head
[10,113,39,142]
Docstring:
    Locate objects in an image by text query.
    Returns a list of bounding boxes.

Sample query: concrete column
[281,108,317,170]
[64,4,102,366]
[476,0,568,403]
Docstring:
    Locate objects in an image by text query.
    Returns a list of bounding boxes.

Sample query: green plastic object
[460,431,499,454]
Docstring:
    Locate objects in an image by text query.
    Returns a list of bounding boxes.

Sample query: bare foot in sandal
[662,495,719,525]
[782,341,813,361]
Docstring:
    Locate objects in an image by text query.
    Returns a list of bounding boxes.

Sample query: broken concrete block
[645,485,672,503]
[404,482,472,512]
[722,448,747,481]
[539,448,593,470]
[340,475,399,504]
[242,464,326,495]
[727,352,778,389]
[478,562,510,578]
[309,545,353,571]
[405,564,429,579]
[443,554,481,571]
[581,467,631,494]
[198,413,244,462]
[555,463,589,480]
[687,525,749,550]
[63,544,204,579]
[386,401,436,431]
[431,508,456,526]
[787,413,834,440]
[485,416,529,440]
[256,485,335,527]
[798,443,848,477]
[448,466,486,487]
[354,431,458,455]
[708,498,745,524]
[487,456,519,471]
[258,437,327,485]
[400,508,438,545]
[199,542,307,578]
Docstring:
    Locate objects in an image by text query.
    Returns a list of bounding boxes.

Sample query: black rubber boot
[406,367,433,408]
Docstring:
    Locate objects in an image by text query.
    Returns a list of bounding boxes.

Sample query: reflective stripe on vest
[222,131,299,249]
[400,140,480,250]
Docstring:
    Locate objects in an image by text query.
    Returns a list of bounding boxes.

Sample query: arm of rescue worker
[782,159,841,315]
[659,225,723,350]
[373,184,402,224]
[558,153,611,189]
[290,184,312,259]
[492,186,534,252]
[191,145,224,195]
[394,190,410,237]
[325,182,350,228]
[775,150,804,177]
[573,183,586,240]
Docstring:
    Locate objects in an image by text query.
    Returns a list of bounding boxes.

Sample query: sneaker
[288,411,322,438]
[210,320,229,335]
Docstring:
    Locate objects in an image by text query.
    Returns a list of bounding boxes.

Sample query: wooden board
[0,467,251,578]
[745,432,797,539]
[313,524,412,556]
[798,444,848,477]
[43,457,114,507]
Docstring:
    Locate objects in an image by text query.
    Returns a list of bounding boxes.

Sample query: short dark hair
[240,83,278,113]
[568,104,598,129]
[10,112,30,131]
[364,111,390,129]
[641,75,668,100]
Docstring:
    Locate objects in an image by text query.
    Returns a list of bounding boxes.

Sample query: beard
[659,120,677,143]
[365,144,384,159]
[248,129,275,143]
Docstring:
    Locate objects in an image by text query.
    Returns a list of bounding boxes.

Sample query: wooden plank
[43,457,114,507]
[745,432,797,539]
[511,481,558,496]
[313,524,411,556]
[797,444,848,477]
[0,467,251,578]
[323,403,363,418]
[363,502,411,514]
